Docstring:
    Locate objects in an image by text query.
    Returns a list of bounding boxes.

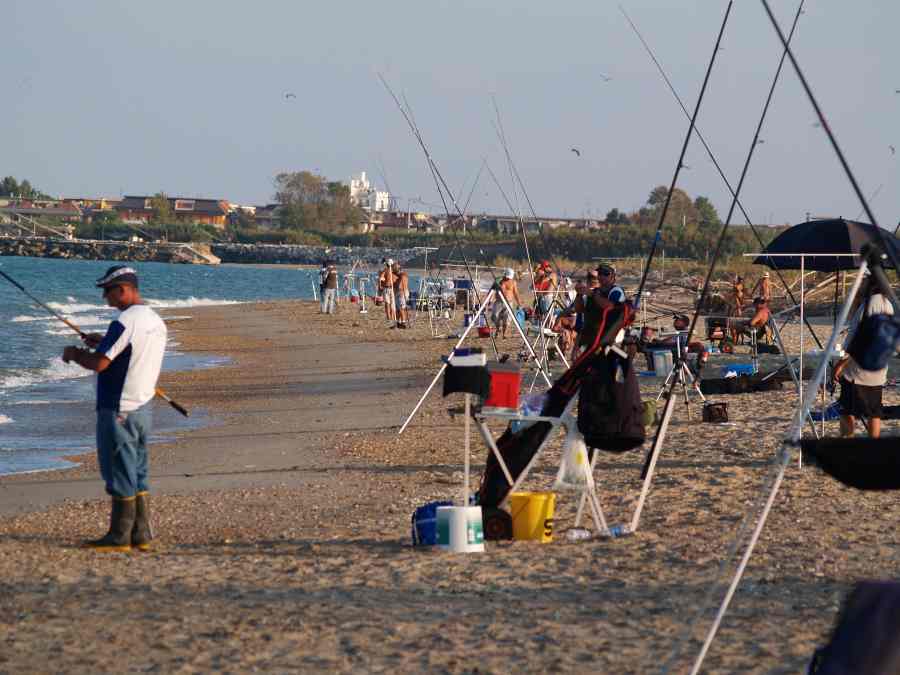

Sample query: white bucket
[436,506,485,553]
[652,350,674,378]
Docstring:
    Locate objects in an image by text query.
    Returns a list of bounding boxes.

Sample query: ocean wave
[145,297,243,309]
[0,358,90,391]
[46,300,108,315]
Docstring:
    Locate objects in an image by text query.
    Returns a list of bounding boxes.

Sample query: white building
[349,172,391,213]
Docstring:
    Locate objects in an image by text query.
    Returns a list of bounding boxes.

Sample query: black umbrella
[753,218,900,272]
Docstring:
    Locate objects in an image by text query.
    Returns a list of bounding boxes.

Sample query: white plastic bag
[553,426,594,492]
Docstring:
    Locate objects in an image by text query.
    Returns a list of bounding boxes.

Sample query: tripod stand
[654,332,706,420]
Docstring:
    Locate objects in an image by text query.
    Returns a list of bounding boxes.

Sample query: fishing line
[759,0,900,285]
[619,2,823,350]
[377,72,503,357]
[632,1,733,312]
[0,268,189,417]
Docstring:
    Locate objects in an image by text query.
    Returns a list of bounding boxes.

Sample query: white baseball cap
[504,268,515,279]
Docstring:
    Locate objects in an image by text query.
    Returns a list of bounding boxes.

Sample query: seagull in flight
[891,145,897,155]
[284,92,296,100]
[599,73,613,82]
[571,147,581,157]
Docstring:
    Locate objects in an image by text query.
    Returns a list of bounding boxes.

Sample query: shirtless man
[751,271,772,303]
[491,268,522,338]
[392,262,410,328]
[379,259,396,322]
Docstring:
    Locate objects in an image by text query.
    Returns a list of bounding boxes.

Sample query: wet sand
[1,297,898,673]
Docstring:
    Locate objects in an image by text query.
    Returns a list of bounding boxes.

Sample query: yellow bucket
[509,492,556,543]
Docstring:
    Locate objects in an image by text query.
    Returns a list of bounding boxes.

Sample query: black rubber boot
[132,491,153,552]
[83,496,135,552]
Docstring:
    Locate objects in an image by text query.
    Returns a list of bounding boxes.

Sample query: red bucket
[477,326,492,338]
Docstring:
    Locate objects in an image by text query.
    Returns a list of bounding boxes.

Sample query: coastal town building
[115,196,229,229]
[349,172,391,213]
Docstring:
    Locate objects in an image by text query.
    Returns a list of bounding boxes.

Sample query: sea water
[0,256,325,476]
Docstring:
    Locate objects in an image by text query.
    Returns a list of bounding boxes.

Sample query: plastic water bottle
[608,524,629,538]
[565,528,592,542]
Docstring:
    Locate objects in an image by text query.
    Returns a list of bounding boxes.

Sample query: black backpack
[577,350,645,452]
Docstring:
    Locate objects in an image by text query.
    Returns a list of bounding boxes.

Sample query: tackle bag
[702,401,729,423]
[847,313,900,372]
[577,350,645,453]
[411,500,453,546]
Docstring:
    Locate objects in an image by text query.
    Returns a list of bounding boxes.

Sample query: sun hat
[763,271,770,277]
[596,263,616,276]
[96,265,138,288]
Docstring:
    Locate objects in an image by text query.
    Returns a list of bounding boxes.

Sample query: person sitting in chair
[731,297,771,344]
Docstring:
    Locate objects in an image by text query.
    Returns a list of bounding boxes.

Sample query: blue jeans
[96,404,152,498]
[322,288,337,314]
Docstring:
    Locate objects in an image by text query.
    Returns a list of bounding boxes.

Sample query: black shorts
[838,377,883,419]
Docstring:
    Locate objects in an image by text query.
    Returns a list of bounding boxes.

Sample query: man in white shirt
[63,265,167,551]
[833,286,895,439]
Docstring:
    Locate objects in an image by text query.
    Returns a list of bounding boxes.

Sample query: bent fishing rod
[0,268,190,417]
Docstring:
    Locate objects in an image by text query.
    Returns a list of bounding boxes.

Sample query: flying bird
[570,147,581,157]
[284,92,296,100]
[599,73,613,82]
[891,145,897,155]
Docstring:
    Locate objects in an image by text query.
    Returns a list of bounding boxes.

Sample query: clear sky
[5,1,898,228]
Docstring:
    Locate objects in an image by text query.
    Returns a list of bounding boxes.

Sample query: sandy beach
[1,297,899,674]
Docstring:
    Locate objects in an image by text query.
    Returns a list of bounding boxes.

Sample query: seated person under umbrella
[730,297,771,344]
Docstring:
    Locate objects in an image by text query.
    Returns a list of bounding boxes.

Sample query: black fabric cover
[753,218,900,272]
[442,364,490,398]
[699,374,784,395]
[577,352,645,452]
[811,581,900,674]
[801,438,900,491]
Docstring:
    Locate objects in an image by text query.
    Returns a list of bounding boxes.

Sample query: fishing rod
[760,0,900,281]
[619,2,824,351]
[686,5,900,673]
[632,1,733,312]
[0,268,190,417]
[639,0,811,481]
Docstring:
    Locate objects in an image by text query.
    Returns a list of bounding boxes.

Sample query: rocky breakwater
[0,236,220,264]
[210,243,417,266]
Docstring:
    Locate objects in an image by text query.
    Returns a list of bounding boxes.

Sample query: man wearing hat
[62,265,167,552]
[595,263,625,305]
[751,271,772,303]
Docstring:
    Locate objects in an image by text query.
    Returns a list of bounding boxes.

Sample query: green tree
[273,171,363,232]
[605,208,629,225]
[0,176,19,197]
[149,192,173,225]
[694,196,721,231]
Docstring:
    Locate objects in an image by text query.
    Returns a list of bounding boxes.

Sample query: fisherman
[567,264,626,358]
[321,262,338,315]
[379,259,396,323]
[751,271,772,303]
[61,265,167,552]
[533,260,556,317]
[832,281,895,439]
[392,262,410,328]
[491,268,522,339]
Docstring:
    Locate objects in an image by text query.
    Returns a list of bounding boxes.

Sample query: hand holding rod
[0,268,190,417]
